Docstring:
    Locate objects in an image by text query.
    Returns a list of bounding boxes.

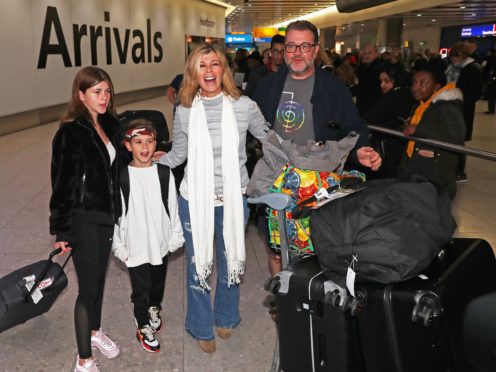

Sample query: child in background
[112,119,184,352]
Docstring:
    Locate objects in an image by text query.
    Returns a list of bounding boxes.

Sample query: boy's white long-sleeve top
[112,164,184,267]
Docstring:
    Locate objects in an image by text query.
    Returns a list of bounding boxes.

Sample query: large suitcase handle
[25,248,72,301]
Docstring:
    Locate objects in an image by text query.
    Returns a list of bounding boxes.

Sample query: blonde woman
[155,44,268,353]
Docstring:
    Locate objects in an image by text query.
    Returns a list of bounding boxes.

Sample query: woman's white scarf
[187,93,245,290]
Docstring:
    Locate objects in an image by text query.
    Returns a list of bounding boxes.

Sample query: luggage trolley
[248,193,363,372]
[249,129,496,372]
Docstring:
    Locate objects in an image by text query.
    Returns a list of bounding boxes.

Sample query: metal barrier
[368,124,496,162]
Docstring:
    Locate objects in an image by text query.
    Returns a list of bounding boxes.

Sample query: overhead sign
[252,27,285,43]
[461,23,496,37]
[200,17,215,27]
[225,33,252,44]
[253,27,278,39]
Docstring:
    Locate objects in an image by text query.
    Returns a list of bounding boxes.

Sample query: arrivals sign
[37,6,163,68]
[461,23,496,37]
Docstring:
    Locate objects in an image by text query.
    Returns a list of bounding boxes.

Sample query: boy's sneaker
[148,306,162,332]
[136,325,160,352]
[91,328,120,359]
[74,356,99,372]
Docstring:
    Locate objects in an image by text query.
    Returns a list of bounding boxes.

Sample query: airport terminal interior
[0,0,496,371]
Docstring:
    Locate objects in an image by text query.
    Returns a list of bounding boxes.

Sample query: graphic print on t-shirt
[274,74,314,145]
[276,91,305,133]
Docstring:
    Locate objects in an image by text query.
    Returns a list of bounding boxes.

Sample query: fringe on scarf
[197,261,213,291]
[227,260,246,287]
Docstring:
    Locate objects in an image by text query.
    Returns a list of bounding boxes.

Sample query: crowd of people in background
[222,36,494,186]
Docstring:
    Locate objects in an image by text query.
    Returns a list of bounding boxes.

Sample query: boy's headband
[125,127,156,139]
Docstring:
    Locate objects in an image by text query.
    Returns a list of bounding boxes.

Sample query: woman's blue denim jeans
[178,195,249,340]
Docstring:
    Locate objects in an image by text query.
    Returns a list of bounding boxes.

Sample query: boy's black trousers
[128,255,169,328]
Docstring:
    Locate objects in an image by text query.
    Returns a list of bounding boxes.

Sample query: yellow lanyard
[406,82,456,158]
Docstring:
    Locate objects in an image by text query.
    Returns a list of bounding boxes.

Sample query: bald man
[356,45,384,115]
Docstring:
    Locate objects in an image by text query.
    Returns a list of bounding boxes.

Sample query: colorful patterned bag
[267,165,365,254]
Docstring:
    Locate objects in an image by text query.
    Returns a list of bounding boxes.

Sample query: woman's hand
[55,241,72,255]
[403,124,417,136]
[153,151,166,162]
[357,146,382,171]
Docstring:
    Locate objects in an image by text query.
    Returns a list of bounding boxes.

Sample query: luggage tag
[23,275,44,304]
[346,255,358,298]
[314,187,330,201]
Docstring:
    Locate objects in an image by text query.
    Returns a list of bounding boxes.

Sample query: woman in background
[362,64,414,178]
[400,64,465,199]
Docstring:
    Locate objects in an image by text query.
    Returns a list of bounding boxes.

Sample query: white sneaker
[74,356,99,372]
[148,306,162,332]
[91,328,120,359]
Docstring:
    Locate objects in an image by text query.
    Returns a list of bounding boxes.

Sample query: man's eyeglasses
[284,43,317,53]
[271,48,284,54]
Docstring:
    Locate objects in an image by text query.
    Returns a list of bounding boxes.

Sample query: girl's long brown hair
[179,44,240,108]
[61,66,116,125]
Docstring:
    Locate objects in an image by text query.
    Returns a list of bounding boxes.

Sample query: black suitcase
[269,254,365,372]
[357,238,496,372]
[0,248,70,333]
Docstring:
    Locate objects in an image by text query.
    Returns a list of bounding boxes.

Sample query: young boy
[112,119,184,353]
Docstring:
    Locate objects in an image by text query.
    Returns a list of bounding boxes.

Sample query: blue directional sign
[225,34,253,44]
[461,23,496,37]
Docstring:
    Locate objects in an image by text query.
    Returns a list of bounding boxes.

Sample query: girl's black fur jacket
[49,113,123,243]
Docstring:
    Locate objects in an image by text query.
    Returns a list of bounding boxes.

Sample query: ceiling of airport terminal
[222,0,496,34]
[224,0,336,32]
[336,0,496,37]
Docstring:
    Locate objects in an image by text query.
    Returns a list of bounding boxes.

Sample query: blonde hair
[179,43,240,107]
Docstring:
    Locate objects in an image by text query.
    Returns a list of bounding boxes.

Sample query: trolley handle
[25,248,72,301]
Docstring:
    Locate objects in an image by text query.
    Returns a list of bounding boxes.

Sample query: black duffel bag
[311,178,457,287]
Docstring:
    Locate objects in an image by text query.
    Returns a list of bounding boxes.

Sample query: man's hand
[357,146,382,171]
[153,151,166,162]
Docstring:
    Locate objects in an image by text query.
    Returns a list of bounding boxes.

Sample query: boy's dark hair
[271,34,285,48]
[125,119,157,141]
[285,20,319,43]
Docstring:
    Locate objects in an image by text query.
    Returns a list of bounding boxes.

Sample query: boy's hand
[153,151,166,161]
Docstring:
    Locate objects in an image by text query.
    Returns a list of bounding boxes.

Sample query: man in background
[356,45,384,115]
[244,34,285,98]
